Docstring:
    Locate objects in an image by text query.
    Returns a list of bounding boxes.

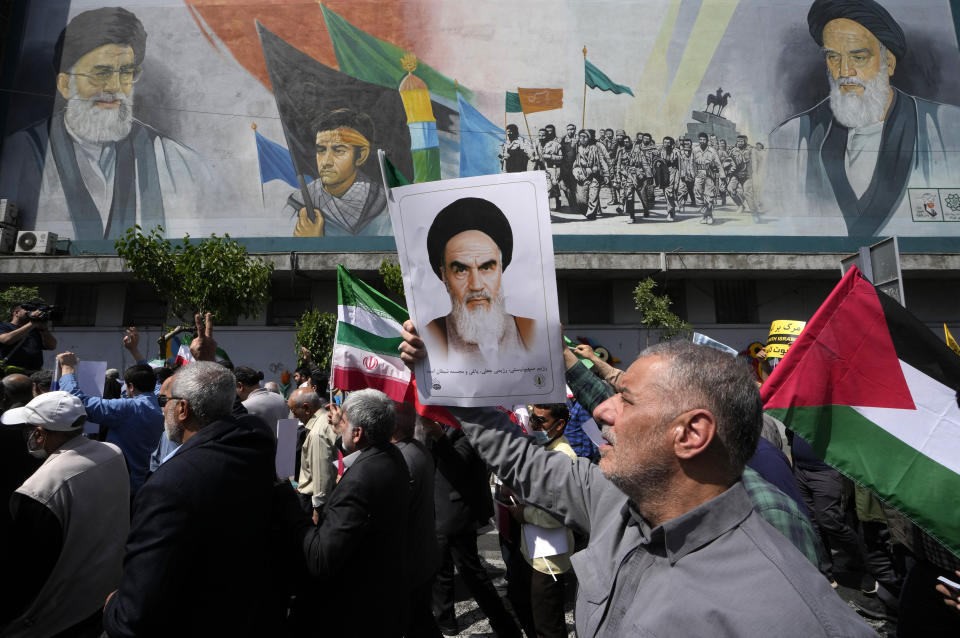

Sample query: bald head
[3,374,35,408]
[288,387,323,423]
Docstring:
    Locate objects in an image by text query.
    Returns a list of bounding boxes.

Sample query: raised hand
[190,312,217,362]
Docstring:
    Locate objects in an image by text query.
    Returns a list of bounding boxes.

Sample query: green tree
[294,309,337,372]
[0,285,41,320]
[115,225,273,325]
[378,258,406,302]
[633,277,691,341]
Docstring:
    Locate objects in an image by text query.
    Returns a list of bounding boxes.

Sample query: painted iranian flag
[332,264,412,400]
[762,266,960,559]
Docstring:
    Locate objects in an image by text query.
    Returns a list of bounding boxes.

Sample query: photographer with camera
[0,300,57,374]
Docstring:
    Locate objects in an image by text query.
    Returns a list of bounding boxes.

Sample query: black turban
[54,7,147,73]
[807,0,906,61]
[426,198,513,280]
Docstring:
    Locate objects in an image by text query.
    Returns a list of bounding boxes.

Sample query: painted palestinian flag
[761,266,960,559]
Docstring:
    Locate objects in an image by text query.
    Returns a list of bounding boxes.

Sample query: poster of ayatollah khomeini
[385,168,565,407]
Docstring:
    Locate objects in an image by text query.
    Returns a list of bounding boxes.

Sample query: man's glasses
[157,395,182,407]
[69,65,142,88]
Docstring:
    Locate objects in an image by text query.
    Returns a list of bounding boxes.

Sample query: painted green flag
[505,91,522,113]
[320,5,471,103]
[584,58,635,96]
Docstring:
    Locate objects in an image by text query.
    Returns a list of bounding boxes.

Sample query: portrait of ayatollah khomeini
[424,197,537,366]
[768,0,960,237]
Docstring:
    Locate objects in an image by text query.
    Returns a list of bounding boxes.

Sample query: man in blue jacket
[57,351,162,494]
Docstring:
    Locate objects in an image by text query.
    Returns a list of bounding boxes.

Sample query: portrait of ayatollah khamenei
[386,170,565,408]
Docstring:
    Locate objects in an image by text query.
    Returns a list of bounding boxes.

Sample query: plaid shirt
[565,360,820,566]
[742,467,821,566]
[565,397,599,462]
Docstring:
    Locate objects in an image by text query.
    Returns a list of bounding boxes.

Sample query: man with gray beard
[424,197,536,368]
[0,7,202,240]
[767,0,960,237]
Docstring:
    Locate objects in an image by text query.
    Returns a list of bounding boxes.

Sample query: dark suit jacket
[432,427,493,537]
[396,439,440,586]
[301,443,410,637]
[103,414,278,638]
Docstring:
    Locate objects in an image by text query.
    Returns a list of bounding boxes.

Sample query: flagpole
[252,122,265,208]
[581,46,588,131]
[520,106,534,149]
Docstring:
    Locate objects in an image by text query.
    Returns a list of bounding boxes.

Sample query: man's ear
[175,398,193,427]
[355,145,370,166]
[672,409,716,461]
[886,50,896,76]
[56,73,70,99]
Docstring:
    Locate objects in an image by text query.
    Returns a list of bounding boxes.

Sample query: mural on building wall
[0,0,958,244]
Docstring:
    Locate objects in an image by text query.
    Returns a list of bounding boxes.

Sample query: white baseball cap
[1,391,87,431]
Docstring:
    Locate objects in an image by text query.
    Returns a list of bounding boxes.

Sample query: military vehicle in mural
[0,0,958,243]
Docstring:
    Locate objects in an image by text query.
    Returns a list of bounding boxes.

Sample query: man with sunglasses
[103,361,281,637]
[0,7,202,240]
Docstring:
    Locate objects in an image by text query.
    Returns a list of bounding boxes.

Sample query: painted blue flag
[254,130,300,187]
[457,94,503,178]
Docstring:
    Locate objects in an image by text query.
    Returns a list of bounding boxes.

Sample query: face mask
[27,429,48,460]
[531,430,550,446]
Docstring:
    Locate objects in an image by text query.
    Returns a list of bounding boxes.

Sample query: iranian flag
[332,265,458,428]
[333,264,411,399]
[762,266,960,559]
[167,334,231,367]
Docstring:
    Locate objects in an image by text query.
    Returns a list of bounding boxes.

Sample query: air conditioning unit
[0,225,16,254]
[0,200,18,226]
[15,231,57,255]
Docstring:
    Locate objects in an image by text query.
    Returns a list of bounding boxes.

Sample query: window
[713,280,758,324]
[123,284,167,326]
[267,280,313,325]
[566,279,612,324]
[55,283,99,326]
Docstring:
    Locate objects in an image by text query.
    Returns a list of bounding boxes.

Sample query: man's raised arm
[400,320,618,536]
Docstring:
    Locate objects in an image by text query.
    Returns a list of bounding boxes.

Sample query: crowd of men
[500,123,763,225]
[1,296,959,638]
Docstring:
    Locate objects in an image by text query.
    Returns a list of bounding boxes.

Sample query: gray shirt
[241,388,290,430]
[451,406,876,638]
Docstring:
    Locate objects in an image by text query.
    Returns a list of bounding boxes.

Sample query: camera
[26,304,65,323]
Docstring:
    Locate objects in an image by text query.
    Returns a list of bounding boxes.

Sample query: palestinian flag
[761,266,960,559]
[333,265,459,428]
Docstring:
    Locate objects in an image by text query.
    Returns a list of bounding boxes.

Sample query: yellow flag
[945,324,960,356]
[517,88,564,114]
